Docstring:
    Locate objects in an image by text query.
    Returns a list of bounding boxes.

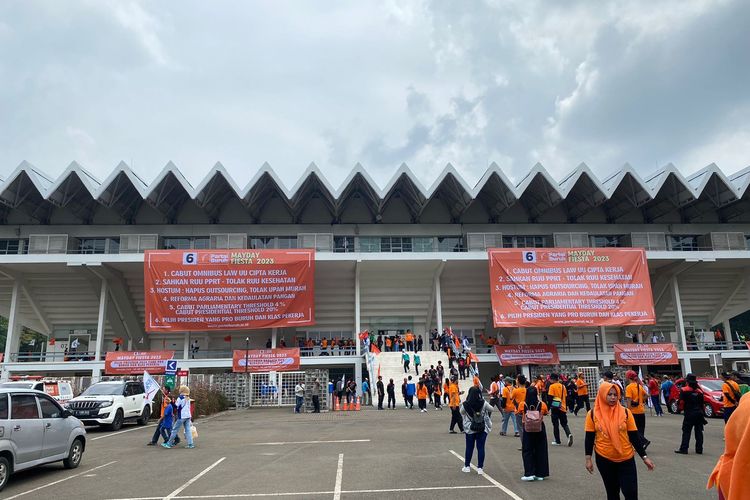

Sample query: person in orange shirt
[585,382,654,500]
[512,375,529,441]
[708,389,750,499]
[500,378,519,437]
[574,374,591,415]
[518,386,549,481]
[443,378,451,406]
[417,379,429,412]
[448,378,464,433]
[721,372,742,424]
[547,373,573,447]
[625,370,650,450]
[405,330,414,352]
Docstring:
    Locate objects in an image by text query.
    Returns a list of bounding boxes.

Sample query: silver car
[0,388,86,492]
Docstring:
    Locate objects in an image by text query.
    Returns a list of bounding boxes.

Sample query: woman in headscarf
[585,382,655,500]
[708,392,750,499]
[518,385,549,481]
[459,386,493,475]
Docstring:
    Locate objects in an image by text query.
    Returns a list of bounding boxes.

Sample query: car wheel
[108,409,124,431]
[704,403,714,418]
[137,405,151,426]
[670,400,679,414]
[0,456,10,492]
[63,439,84,469]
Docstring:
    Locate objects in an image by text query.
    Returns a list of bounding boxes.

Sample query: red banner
[144,249,315,332]
[489,248,655,327]
[494,344,560,366]
[232,348,300,372]
[613,343,679,366]
[104,351,174,375]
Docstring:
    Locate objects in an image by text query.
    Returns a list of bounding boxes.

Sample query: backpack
[466,406,485,433]
[523,404,543,433]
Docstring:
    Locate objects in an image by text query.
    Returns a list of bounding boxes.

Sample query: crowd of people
[146,385,195,449]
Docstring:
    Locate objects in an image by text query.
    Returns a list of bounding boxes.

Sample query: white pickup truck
[65,380,152,430]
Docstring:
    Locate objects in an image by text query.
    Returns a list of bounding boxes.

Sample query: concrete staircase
[369,351,475,398]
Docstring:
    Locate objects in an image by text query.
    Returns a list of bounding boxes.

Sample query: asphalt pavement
[0,405,724,499]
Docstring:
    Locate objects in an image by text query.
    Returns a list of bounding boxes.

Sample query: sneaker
[462,466,471,473]
[551,441,561,446]
[161,443,172,449]
[534,476,545,481]
[185,444,195,449]
[146,442,156,446]
[477,468,484,475]
[521,476,535,481]
[499,432,506,436]
[514,432,520,437]
[567,434,574,447]
[674,449,688,454]
[449,430,457,434]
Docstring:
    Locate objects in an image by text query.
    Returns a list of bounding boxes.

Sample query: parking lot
[1,407,723,499]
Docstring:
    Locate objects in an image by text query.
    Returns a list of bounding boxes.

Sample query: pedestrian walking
[500,378,519,437]
[376,376,385,410]
[625,370,650,450]
[674,374,706,454]
[401,377,408,408]
[147,393,178,446]
[402,350,410,373]
[647,376,663,416]
[585,382,654,500]
[433,378,443,410]
[362,378,371,406]
[574,374,591,415]
[405,376,416,409]
[661,375,674,413]
[721,371,742,424]
[519,386,549,481]
[414,353,421,374]
[459,386,493,475]
[443,378,451,405]
[448,377,464,433]
[417,379,429,412]
[547,373,573,447]
[512,375,528,442]
[162,385,194,449]
[708,390,750,499]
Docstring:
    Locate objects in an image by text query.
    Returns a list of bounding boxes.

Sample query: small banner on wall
[104,351,175,375]
[494,344,560,366]
[488,248,655,328]
[232,348,301,373]
[144,249,315,332]
[613,343,679,366]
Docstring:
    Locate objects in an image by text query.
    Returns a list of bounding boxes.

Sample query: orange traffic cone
[334,397,340,411]
[355,396,361,411]
[342,400,349,411]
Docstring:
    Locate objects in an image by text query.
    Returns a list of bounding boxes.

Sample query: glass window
[359,237,380,253]
[79,238,107,254]
[334,236,355,253]
[249,237,273,249]
[591,235,623,248]
[437,237,462,252]
[11,394,39,419]
[670,235,698,251]
[502,236,514,248]
[515,236,547,248]
[38,396,62,418]
[277,237,297,249]
[164,238,191,250]
[413,237,435,252]
[0,240,21,255]
[193,237,210,249]
[0,394,7,419]
[107,238,120,253]
[382,237,412,252]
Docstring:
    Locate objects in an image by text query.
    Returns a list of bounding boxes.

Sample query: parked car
[0,379,74,404]
[64,381,151,431]
[0,388,86,492]
[668,377,725,418]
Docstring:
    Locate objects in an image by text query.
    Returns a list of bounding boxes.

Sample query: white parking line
[248,439,370,446]
[332,454,343,500]
[449,449,524,500]
[5,460,118,500]
[91,424,157,440]
[164,457,226,500]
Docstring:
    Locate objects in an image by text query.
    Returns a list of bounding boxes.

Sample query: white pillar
[184,332,190,360]
[518,327,526,344]
[671,277,687,351]
[354,261,362,395]
[435,273,443,335]
[271,328,277,348]
[722,319,733,349]
[92,279,108,383]
[599,326,608,353]
[521,365,531,380]
[681,357,692,375]
[1,281,21,381]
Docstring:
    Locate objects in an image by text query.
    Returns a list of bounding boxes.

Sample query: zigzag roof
[2,161,750,220]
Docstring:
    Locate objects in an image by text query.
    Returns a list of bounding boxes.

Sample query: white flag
[143,371,161,404]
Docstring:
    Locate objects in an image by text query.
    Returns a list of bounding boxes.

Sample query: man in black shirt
[376,376,385,410]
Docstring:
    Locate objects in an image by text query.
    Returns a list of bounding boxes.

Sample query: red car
[668,377,725,418]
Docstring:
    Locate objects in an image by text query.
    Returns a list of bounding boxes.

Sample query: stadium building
[0,160,749,390]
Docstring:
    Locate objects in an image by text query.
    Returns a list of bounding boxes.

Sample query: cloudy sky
[0,0,748,190]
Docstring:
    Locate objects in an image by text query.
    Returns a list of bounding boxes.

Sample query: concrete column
[355,361,363,398]
[271,328,277,348]
[722,319,733,349]
[681,357,692,375]
[92,279,108,383]
[354,261,362,394]
[671,277,687,351]
[521,364,531,380]
[599,326,608,353]
[184,332,190,360]
[435,273,443,335]
[518,327,526,344]
[1,281,21,381]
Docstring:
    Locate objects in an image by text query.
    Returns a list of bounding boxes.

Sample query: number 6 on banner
[183,252,197,265]
[523,251,537,263]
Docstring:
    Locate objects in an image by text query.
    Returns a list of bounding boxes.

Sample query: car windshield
[699,380,723,392]
[0,382,35,389]
[81,384,124,396]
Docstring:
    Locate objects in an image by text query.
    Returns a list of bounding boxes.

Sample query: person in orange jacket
[708,391,750,499]
[417,379,429,413]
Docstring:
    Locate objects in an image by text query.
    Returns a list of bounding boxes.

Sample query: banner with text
[232,348,301,372]
[613,343,679,365]
[489,248,655,327]
[494,344,560,366]
[144,249,315,332]
[104,351,175,375]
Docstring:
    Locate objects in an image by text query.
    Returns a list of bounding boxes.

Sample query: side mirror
[61,410,72,418]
